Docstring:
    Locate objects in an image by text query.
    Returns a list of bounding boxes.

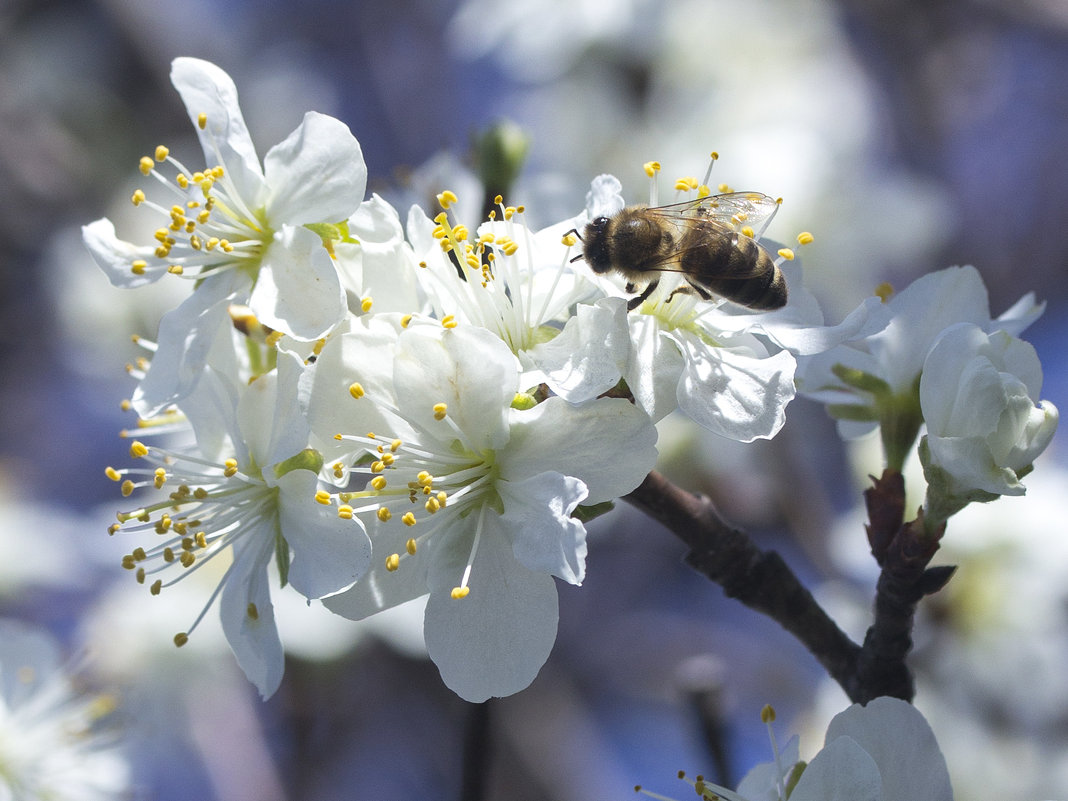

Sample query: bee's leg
[627,279,659,311]
[690,281,713,301]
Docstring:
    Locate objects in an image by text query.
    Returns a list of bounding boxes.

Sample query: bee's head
[581,216,612,273]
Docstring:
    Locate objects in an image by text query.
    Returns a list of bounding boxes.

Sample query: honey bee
[573,192,787,312]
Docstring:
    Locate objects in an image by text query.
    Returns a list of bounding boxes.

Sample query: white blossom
[83,57,366,416]
[0,620,129,800]
[306,322,657,701]
[919,323,1058,502]
[105,351,370,697]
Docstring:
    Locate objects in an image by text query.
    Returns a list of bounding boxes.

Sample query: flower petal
[500,396,657,504]
[81,218,166,288]
[263,111,367,225]
[676,335,796,441]
[528,297,629,402]
[169,58,266,204]
[276,469,372,599]
[789,736,882,801]
[393,325,517,451]
[249,225,346,341]
[625,314,686,422]
[496,472,589,584]
[822,696,953,801]
[133,270,249,417]
[423,522,559,702]
[219,536,285,699]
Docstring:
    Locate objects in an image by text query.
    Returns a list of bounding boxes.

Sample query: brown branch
[624,469,956,704]
[624,471,864,699]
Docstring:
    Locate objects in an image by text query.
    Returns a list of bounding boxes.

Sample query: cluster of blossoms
[84,57,1057,704]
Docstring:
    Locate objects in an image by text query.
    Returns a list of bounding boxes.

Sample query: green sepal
[571,500,615,523]
[918,435,999,534]
[831,363,892,396]
[273,448,324,479]
[274,529,291,588]
[826,403,879,422]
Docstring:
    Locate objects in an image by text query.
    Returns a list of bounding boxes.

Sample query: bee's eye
[594,216,609,226]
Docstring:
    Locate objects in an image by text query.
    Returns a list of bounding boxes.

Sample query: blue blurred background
[1,0,1066,798]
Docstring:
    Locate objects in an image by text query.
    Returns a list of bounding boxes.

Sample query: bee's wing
[645,192,780,230]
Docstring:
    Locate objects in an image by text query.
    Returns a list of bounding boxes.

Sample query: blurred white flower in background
[0,619,129,800]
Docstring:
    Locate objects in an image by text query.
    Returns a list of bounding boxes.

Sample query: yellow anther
[360,296,373,313]
[136,567,146,584]
[497,236,518,256]
[643,161,661,177]
[741,226,755,238]
[562,232,577,247]
[174,632,189,647]
[139,156,154,175]
[777,248,796,261]
[120,479,134,496]
[180,551,195,568]
[132,547,147,561]
[197,112,207,130]
[416,471,433,486]
[154,145,169,161]
[797,231,814,246]
[150,580,162,596]
[163,548,175,563]
[380,453,395,466]
[385,553,400,572]
[697,184,711,198]
[503,207,516,220]
[154,468,167,489]
[516,205,525,214]
[436,491,447,506]
[181,537,194,552]
[390,439,402,452]
[674,176,698,191]
[441,315,458,329]
[315,490,332,505]
[452,224,469,241]
[129,441,149,459]
[131,189,146,206]
[167,265,184,275]
[121,555,136,570]
[437,189,459,209]
[371,461,385,474]
[402,512,417,527]
[425,497,440,514]
[349,382,366,399]
[195,531,207,549]
[337,505,354,520]
[371,476,387,491]
[450,586,470,599]
[176,174,190,189]
[105,466,121,482]
[494,194,504,205]
[401,314,413,328]
[432,403,447,421]
[108,523,120,536]
[377,507,392,522]
[406,538,417,555]
[247,602,259,621]
[761,703,776,723]
[874,282,894,303]
[718,182,732,193]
